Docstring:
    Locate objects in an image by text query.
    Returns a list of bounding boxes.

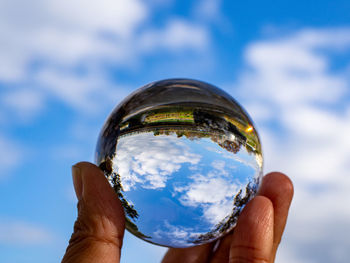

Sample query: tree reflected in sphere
[95,79,263,248]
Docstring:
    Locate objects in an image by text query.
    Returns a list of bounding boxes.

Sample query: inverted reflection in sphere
[95,79,263,248]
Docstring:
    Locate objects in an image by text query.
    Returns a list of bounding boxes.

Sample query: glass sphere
[95,79,263,248]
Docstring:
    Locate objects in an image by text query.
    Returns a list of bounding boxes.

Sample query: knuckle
[68,218,122,251]
[67,201,123,251]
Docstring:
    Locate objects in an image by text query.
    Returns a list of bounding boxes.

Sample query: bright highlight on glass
[95,79,263,248]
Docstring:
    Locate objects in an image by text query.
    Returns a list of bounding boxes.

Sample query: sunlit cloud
[175,173,238,224]
[114,133,201,190]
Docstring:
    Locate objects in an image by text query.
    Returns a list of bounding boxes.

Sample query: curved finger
[229,196,274,263]
[257,172,294,261]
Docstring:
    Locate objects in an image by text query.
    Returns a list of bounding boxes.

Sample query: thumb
[62,162,125,263]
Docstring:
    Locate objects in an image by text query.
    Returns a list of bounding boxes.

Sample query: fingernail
[72,165,83,200]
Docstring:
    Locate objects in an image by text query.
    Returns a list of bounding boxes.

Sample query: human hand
[61,162,293,263]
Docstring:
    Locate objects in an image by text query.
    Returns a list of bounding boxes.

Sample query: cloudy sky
[0,0,349,262]
[112,132,257,247]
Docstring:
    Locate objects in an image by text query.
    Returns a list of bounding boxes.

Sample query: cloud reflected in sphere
[95,79,263,247]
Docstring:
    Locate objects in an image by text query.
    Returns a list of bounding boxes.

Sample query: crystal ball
[95,79,263,248]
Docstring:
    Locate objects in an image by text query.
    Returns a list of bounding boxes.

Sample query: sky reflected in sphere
[95,79,263,247]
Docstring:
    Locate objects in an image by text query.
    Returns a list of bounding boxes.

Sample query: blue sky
[0,0,350,262]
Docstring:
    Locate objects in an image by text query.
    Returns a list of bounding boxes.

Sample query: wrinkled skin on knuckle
[66,201,123,254]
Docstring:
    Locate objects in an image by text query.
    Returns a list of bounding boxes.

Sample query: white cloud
[1,89,44,121]
[175,172,239,225]
[0,0,148,81]
[240,28,350,110]
[153,221,200,247]
[0,0,212,121]
[0,0,149,121]
[194,0,222,20]
[0,135,21,178]
[173,151,257,225]
[114,133,201,190]
[235,27,350,263]
[211,160,229,175]
[0,219,53,245]
[47,0,147,37]
[36,68,130,113]
[178,174,236,204]
[0,0,210,82]
[193,0,229,32]
[242,56,346,107]
[239,28,350,185]
[139,19,209,52]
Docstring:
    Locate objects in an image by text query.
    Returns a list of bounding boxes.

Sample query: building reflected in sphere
[96,79,263,248]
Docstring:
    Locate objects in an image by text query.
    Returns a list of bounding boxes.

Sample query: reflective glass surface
[95,79,263,247]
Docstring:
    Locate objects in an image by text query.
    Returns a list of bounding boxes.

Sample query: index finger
[257,172,294,261]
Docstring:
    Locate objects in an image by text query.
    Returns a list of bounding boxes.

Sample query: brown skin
[62,162,293,263]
